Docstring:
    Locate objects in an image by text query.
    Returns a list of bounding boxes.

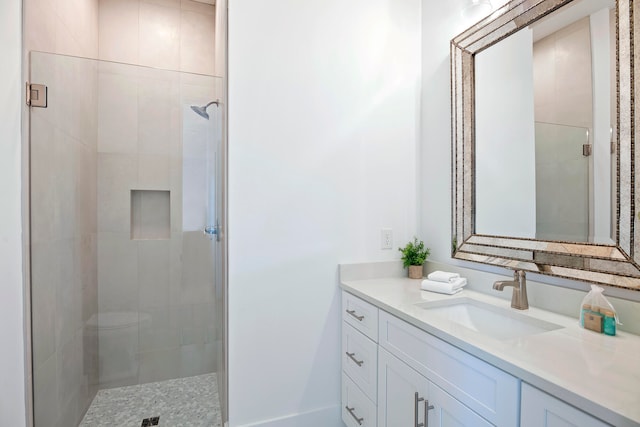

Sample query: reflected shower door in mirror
[474,0,616,244]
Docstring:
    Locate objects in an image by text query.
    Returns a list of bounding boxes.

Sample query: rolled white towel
[427,271,460,283]
[420,278,467,295]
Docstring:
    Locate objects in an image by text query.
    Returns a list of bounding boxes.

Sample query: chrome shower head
[190,100,219,120]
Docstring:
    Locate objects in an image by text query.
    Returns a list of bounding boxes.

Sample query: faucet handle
[512,270,528,310]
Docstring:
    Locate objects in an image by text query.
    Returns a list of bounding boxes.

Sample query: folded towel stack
[421,270,467,295]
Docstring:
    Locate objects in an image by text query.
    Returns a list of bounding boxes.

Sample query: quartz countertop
[340,277,640,427]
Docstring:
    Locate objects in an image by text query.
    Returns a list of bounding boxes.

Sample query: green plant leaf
[398,237,431,268]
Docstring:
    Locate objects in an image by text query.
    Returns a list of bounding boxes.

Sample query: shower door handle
[204,220,220,241]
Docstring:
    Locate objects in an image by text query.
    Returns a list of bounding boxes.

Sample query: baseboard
[237,404,342,427]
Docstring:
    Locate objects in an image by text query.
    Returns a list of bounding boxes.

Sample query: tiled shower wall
[25,0,101,424]
[99,0,216,76]
[30,53,99,427]
[95,0,219,389]
[97,62,220,388]
[26,0,220,424]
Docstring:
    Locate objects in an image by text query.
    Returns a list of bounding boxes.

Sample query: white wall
[0,0,27,425]
[228,0,421,425]
[475,28,536,237]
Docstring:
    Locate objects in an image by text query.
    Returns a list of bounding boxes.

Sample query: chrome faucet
[493,270,528,310]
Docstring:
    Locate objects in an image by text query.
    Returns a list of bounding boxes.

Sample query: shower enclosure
[28,51,225,426]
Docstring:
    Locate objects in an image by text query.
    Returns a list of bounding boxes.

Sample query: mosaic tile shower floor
[80,373,222,427]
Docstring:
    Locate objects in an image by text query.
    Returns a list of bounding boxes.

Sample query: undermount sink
[414,298,563,340]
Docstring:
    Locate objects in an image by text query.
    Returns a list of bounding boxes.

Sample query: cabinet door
[378,347,429,427]
[521,383,610,427]
[428,382,492,427]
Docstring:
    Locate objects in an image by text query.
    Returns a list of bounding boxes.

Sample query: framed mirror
[451,0,640,289]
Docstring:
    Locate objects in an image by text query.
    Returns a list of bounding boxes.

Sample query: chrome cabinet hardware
[345,406,364,425]
[346,309,364,321]
[415,392,425,427]
[345,351,364,367]
[424,399,434,427]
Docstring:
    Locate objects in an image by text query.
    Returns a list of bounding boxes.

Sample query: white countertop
[340,277,640,427]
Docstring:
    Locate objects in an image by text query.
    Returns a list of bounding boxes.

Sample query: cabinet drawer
[343,323,378,401]
[378,311,519,426]
[342,373,377,427]
[343,291,378,342]
[521,383,611,427]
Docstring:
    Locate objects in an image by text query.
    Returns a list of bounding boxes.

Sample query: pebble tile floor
[79,373,222,427]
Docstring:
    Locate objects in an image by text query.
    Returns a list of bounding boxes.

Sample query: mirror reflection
[474,0,616,244]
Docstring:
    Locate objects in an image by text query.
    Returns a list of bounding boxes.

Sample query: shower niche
[131,190,171,240]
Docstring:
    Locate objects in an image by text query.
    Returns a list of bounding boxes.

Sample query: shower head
[190,100,220,120]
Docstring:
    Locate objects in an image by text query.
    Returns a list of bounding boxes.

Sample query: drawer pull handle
[424,399,434,427]
[346,309,364,321]
[345,406,364,425]
[415,392,425,427]
[346,351,364,367]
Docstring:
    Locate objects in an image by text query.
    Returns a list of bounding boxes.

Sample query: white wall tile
[180,231,214,304]
[138,72,180,156]
[57,0,99,57]
[31,241,59,368]
[138,240,171,308]
[24,0,56,54]
[56,331,83,414]
[169,233,184,302]
[143,0,180,9]
[55,238,82,348]
[180,10,215,75]
[29,116,58,244]
[138,348,180,383]
[181,0,214,16]
[179,343,214,377]
[33,354,58,427]
[54,132,78,241]
[98,232,139,312]
[99,0,140,64]
[138,154,171,189]
[54,14,84,58]
[98,71,139,155]
[139,1,181,70]
[76,144,98,237]
[169,159,183,233]
[139,306,180,352]
[98,324,140,387]
[98,154,137,233]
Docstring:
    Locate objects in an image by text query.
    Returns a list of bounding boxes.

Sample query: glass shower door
[535,122,590,242]
[29,51,225,427]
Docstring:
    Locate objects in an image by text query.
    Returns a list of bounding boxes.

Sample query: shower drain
[141,416,160,426]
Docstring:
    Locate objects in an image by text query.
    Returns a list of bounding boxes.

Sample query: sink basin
[414,298,563,340]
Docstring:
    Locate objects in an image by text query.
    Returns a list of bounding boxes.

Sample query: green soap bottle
[603,310,616,336]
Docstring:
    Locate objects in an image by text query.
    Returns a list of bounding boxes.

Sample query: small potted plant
[399,237,430,279]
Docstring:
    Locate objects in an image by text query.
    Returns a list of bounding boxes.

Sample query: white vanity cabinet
[341,291,519,427]
[341,292,379,427]
[378,347,491,427]
[377,310,519,426]
[520,383,611,427]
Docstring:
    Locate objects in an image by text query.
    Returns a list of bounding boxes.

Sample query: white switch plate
[381,228,393,249]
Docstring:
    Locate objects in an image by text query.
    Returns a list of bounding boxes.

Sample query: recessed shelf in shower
[131,190,170,240]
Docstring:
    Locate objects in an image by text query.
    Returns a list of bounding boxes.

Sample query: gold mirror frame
[451,0,640,290]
